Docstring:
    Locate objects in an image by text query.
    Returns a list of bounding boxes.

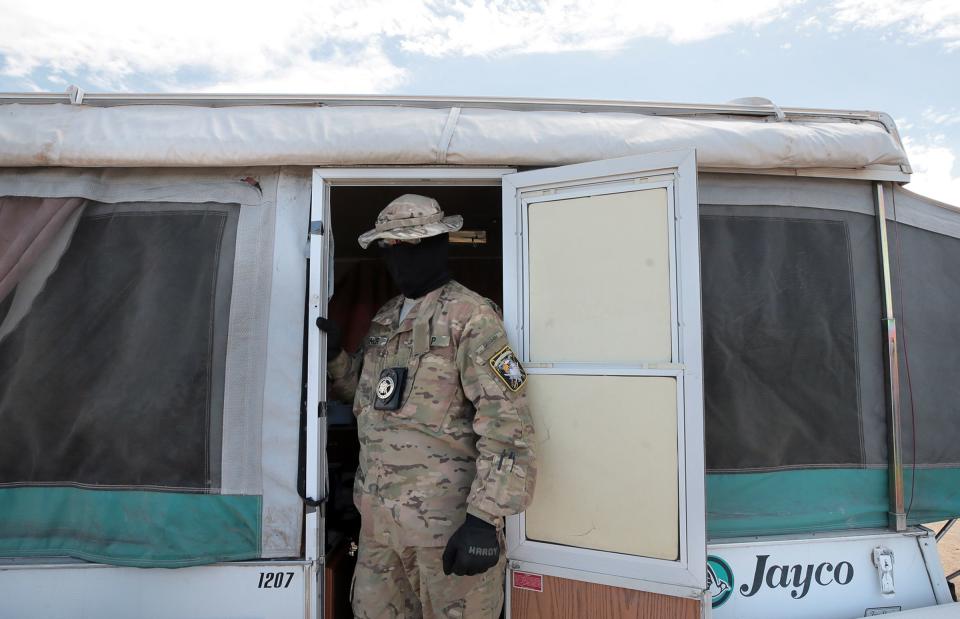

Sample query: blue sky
[1,0,957,203]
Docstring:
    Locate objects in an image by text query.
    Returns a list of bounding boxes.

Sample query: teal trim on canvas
[707,469,888,538]
[708,466,960,538]
[905,467,960,525]
[0,487,261,567]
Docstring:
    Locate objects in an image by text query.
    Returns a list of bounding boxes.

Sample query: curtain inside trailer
[0,196,86,300]
[0,180,305,567]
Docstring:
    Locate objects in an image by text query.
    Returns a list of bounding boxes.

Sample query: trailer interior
[320,185,503,615]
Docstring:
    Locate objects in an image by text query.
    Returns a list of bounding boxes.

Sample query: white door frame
[306,167,516,618]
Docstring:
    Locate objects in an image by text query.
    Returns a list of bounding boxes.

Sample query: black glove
[442,514,500,576]
[315,317,343,358]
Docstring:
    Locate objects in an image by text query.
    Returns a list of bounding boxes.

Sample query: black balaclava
[380,233,451,299]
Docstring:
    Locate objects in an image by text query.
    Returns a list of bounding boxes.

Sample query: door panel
[511,572,701,619]
[523,374,679,560]
[527,188,673,363]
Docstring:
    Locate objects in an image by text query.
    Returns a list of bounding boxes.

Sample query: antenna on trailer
[728,96,785,121]
[66,85,85,105]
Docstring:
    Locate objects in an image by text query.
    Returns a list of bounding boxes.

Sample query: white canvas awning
[0,101,909,175]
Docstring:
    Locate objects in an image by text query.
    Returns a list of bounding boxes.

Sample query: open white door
[502,150,706,599]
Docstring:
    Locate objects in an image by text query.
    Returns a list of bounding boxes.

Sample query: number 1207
[258,571,295,588]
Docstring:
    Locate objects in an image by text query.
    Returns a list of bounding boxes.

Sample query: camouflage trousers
[351,529,506,619]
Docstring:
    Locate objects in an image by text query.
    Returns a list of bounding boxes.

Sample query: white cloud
[394,0,801,56]
[921,107,960,127]
[902,135,960,206]
[192,46,407,94]
[0,1,411,92]
[895,117,914,131]
[0,0,802,92]
[830,0,960,49]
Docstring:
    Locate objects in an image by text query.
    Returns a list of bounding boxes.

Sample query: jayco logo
[706,555,734,608]
[740,554,854,600]
[468,546,496,557]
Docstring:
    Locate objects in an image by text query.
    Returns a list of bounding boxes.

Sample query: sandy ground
[929,520,960,586]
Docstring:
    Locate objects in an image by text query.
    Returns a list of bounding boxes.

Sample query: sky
[0,0,958,204]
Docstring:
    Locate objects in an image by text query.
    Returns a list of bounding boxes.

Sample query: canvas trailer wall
[0,94,957,619]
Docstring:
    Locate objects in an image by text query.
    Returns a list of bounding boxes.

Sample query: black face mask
[379,234,451,299]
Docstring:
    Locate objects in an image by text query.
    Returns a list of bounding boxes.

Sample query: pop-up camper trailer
[0,93,958,619]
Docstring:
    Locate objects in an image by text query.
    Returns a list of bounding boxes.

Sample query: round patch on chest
[376,375,396,400]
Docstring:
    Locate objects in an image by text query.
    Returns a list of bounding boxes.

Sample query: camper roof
[0,92,910,180]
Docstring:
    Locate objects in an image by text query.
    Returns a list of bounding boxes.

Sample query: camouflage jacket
[327,280,536,547]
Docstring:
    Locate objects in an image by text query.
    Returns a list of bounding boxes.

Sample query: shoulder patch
[488,345,527,392]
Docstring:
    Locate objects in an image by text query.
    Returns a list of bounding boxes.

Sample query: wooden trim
[511,573,700,619]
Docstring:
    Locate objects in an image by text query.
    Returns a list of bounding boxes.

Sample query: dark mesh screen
[0,205,237,489]
[893,222,960,466]
[702,215,863,471]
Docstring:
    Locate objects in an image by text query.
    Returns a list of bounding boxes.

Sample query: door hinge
[302,494,325,507]
[318,401,327,418]
[310,220,324,236]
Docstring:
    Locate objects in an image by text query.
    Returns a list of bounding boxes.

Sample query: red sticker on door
[513,571,543,592]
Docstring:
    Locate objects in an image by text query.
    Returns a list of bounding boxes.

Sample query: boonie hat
[357,194,463,249]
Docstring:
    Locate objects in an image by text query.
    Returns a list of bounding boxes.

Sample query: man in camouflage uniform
[318,194,537,619]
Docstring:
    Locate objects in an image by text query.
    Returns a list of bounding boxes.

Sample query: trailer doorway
[307,169,514,617]
[308,156,706,618]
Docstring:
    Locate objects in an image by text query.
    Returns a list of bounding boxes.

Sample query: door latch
[872,546,895,594]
